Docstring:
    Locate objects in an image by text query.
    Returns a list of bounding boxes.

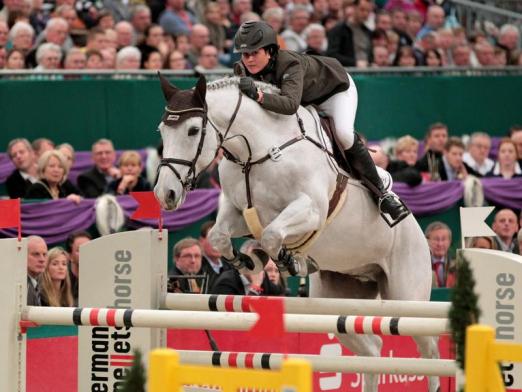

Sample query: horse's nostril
[167,190,176,202]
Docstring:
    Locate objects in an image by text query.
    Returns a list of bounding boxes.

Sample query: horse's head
[154,74,219,210]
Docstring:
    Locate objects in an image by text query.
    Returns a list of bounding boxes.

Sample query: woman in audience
[425,49,442,67]
[393,45,418,67]
[142,48,164,70]
[388,135,423,186]
[487,138,522,179]
[165,49,188,70]
[264,259,289,295]
[25,150,82,203]
[465,236,497,250]
[56,143,80,195]
[107,150,151,195]
[39,247,74,307]
[5,48,26,69]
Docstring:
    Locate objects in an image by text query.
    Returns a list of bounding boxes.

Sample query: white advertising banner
[462,248,522,390]
[78,229,167,392]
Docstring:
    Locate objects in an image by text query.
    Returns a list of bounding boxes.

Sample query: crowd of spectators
[5,120,522,305]
[1,0,522,72]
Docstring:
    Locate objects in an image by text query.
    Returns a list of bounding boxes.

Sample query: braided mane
[206,76,280,94]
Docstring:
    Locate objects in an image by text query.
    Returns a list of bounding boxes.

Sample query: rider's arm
[260,61,304,115]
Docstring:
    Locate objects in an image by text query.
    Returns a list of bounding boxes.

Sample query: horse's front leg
[208,195,254,273]
[261,193,322,275]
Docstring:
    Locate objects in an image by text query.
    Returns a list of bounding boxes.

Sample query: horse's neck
[206,89,298,161]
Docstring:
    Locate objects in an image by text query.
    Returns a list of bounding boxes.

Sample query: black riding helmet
[233,21,279,53]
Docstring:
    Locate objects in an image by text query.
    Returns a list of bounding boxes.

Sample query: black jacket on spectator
[202,256,232,293]
[26,179,75,199]
[326,22,356,66]
[388,160,422,186]
[209,269,285,296]
[168,266,209,294]
[27,276,41,306]
[5,169,33,199]
[415,150,443,179]
[77,167,108,198]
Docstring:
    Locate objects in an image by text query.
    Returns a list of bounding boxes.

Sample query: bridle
[157,93,243,191]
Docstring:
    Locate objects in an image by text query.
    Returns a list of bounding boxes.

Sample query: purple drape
[0,178,519,245]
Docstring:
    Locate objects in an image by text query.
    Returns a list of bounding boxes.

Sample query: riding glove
[239,77,259,101]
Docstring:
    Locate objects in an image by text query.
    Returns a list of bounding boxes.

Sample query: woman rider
[233,20,410,226]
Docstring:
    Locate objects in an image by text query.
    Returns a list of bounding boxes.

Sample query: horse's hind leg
[413,336,440,392]
[336,334,383,392]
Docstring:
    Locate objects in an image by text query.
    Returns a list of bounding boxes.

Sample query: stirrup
[276,248,300,276]
[378,193,410,228]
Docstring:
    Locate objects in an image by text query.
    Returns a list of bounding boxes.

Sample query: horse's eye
[188,126,200,136]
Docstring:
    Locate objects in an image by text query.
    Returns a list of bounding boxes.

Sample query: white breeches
[317,73,358,150]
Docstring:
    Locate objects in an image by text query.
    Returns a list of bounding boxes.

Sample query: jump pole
[162,293,450,318]
[175,349,457,376]
[22,306,450,337]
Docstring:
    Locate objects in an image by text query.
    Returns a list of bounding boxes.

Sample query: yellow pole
[465,325,494,392]
[148,349,179,392]
[281,359,313,392]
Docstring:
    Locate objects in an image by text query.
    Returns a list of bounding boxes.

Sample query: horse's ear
[158,72,178,102]
[193,75,207,107]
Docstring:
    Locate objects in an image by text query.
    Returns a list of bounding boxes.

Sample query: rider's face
[241,48,271,75]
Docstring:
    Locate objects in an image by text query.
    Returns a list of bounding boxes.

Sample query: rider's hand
[239,77,259,101]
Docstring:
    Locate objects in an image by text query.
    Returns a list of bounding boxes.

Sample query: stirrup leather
[378,193,410,228]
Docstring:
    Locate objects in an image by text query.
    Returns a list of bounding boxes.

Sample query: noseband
[158,93,243,191]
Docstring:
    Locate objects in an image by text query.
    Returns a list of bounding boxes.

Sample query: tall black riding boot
[344,134,410,226]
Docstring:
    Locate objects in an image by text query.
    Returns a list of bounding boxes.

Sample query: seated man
[462,132,494,176]
[425,221,455,288]
[439,137,480,180]
[27,235,48,306]
[77,139,120,198]
[5,138,38,199]
[199,221,231,292]
[415,122,448,181]
[65,231,92,306]
[492,209,520,254]
[168,237,209,294]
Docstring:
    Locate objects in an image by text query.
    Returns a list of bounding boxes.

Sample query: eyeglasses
[179,253,201,260]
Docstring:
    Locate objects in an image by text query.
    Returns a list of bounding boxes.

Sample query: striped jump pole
[176,350,457,377]
[22,306,450,336]
[162,293,450,318]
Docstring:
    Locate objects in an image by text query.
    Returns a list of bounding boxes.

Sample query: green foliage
[122,349,146,392]
[449,253,481,370]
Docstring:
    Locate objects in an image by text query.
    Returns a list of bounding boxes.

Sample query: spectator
[101,47,117,68]
[27,235,48,306]
[107,150,151,194]
[303,22,327,55]
[77,138,120,198]
[8,21,34,55]
[26,16,70,68]
[392,44,417,66]
[141,47,163,69]
[416,5,445,40]
[425,48,442,67]
[452,43,471,67]
[390,8,411,47]
[84,27,107,52]
[195,44,223,71]
[105,29,118,50]
[494,45,508,66]
[32,137,54,158]
[65,230,91,305]
[5,48,25,69]
[281,5,310,53]
[465,236,497,250]
[492,209,520,254]
[97,10,114,30]
[63,47,86,69]
[388,135,422,186]
[159,0,196,37]
[264,258,288,295]
[371,45,389,66]
[437,28,454,65]
[463,132,494,176]
[486,138,522,179]
[415,122,448,181]
[0,21,9,47]
[413,30,437,65]
[518,229,522,256]
[56,142,75,170]
[204,2,226,53]
[130,4,152,43]
[25,149,81,202]
[169,237,208,293]
[439,137,479,181]
[75,0,103,28]
[39,247,74,307]
[498,24,519,64]
[509,125,522,166]
[230,0,252,26]
[328,0,372,67]
[114,21,135,49]
[199,221,231,292]
[405,10,422,43]
[0,0,24,24]
[262,7,286,50]
[54,5,83,32]
[210,239,285,296]
[375,10,392,32]
[425,221,455,288]
[115,45,141,69]
[187,23,210,66]
[165,49,187,69]
[5,138,38,198]
[473,41,495,67]
[85,49,104,69]
[34,42,62,70]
